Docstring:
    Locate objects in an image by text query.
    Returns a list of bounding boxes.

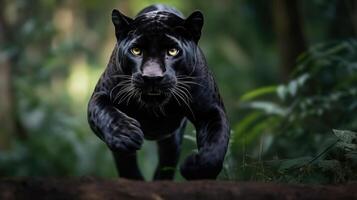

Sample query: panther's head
[111,8,204,107]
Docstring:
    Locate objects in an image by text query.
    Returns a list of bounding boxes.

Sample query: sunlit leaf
[240,86,277,101]
[333,129,357,143]
[244,101,287,116]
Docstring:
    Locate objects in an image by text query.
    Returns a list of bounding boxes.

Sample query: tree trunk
[0,1,26,149]
[273,0,307,81]
[0,3,15,149]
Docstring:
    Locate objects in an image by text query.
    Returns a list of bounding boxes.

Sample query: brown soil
[0,177,356,200]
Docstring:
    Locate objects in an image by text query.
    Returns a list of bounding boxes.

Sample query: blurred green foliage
[224,40,357,183]
[0,0,356,183]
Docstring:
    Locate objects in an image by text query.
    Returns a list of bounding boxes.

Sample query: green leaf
[333,129,357,143]
[296,73,310,86]
[287,80,298,96]
[240,86,277,101]
[233,112,262,139]
[278,157,312,171]
[276,85,287,100]
[336,142,357,151]
[317,160,341,172]
[183,135,196,143]
[276,74,309,100]
[240,117,279,145]
[244,101,287,116]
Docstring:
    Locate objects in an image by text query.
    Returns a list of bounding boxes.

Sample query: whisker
[179,81,203,87]
[110,80,132,101]
[172,88,189,108]
[175,87,192,103]
[170,89,182,106]
[114,85,133,103]
[117,89,133,105]
[133,90,140,100]
[172,88,195,119]
[176,75,204,80]
[176,83,192,98]
[176,84,192,100]
[176,75,204,87]
[125,90,136,105]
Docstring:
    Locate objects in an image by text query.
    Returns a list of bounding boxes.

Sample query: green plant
[225,39,357,183]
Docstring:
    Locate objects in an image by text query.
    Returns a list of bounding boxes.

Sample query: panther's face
[111,9,203,107]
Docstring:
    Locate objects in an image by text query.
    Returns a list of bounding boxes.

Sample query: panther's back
[136,4,184,18]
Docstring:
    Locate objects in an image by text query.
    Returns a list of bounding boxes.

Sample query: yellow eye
[167,48,179,56]
[130,47,142,56]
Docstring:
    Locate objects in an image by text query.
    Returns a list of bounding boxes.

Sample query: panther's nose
[142,59,164,77]
[141,59,164,85]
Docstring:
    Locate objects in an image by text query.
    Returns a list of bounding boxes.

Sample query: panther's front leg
[154,119,186,180]
[180,105,230,180]
[112,151,144,180]
[88,92,144,179]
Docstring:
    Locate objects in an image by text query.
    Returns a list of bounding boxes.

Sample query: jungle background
[0,0,356,183]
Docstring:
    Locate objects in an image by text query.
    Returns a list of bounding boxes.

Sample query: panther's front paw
[104,113,144,153]
[180,153,222,180]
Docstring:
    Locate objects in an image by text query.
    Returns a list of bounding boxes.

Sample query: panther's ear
[185,11,204,43]
[112,9,133,39]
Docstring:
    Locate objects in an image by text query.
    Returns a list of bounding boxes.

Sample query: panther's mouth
[144,87,164,96]
[138,87,170,105]
[147,92,161,96]
[141,91,170,105]
[131,73,175,106]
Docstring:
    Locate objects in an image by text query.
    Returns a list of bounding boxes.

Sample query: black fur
[88,4,230,180]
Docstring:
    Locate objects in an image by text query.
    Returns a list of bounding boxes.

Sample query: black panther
[87,4,230,180]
